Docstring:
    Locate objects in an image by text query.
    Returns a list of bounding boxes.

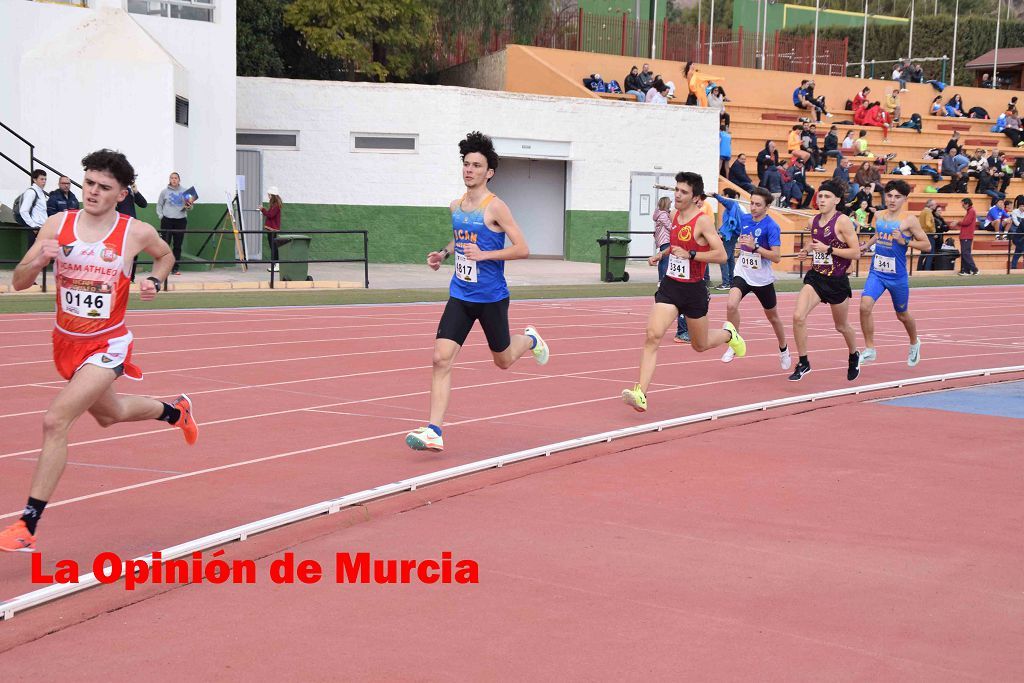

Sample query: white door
[628,172,676,258]
[488,158,566,257]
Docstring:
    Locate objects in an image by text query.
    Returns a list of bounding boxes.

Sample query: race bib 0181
[739,251,761,270]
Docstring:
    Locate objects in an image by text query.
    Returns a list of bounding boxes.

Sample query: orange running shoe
[172,394,198,446]
[0,520,37,553]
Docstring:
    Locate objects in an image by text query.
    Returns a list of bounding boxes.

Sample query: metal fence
[436,10,849,76]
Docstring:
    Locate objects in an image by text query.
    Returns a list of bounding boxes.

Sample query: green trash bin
[596,235,631,282]
[275,234,312,281]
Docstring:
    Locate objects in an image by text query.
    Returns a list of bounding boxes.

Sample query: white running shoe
[779,347,792,370]
[524,326,549,365]
[405,427,443,452]
[908,340,922,367]
[860,347,878,365]
[721,347,736,363]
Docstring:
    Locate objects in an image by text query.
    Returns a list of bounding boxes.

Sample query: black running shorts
[654,277,710,319]
[732,276,778,310]
[804,269,852,305]
[436,296,511,352]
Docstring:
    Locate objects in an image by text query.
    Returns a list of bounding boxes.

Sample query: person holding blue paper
[156,171,194,275]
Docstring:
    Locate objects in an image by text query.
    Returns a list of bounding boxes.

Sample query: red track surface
[1,287,1022,676]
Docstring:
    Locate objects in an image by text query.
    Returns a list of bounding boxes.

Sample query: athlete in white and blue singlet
[405,132,549,452]
[858,179,931,368]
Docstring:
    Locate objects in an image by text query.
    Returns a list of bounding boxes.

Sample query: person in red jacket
[260,186,282,272]
[862,102,891,141]
[851,87,870,113]
[953,197,979,275]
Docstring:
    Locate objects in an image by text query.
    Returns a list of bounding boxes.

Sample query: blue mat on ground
[880,380,1024,420]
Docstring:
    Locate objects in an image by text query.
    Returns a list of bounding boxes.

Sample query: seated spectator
[707,84,729,125]
[984,199,1012,239]
[841,129,855,151]
[976,166,1006,206]
[980,73,996,89]
[823,124,843,167]
[906,63,924,83]
[852,87,871,112]
[793,79,829,122]
[853,199,873,233]
[783,158,814,208]
[45,176,79,216]
[652,73,676,99]
[854,160,884,205]
[945,94,966,117]
[883,89,902,123]
[624,66,644,102]
[756,140,780,180]
[929,95,946,117]
[892,61,909,91]
[787,124,811,164]
[966,148,988,179]
[944,130,961,153]
[637,63,654,93]
[645,79,669,104]
[861,102,891,141]
[728,153,756,193]
[832,158,859,200]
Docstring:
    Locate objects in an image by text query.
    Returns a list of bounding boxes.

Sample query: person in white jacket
[18,169,48,249]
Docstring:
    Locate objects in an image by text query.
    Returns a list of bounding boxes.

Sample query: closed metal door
[235,149,263,259]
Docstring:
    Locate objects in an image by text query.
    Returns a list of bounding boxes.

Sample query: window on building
[350,134,418,153]
[236,131,300,150]
[126,0,215,23]
[175,97,189,127]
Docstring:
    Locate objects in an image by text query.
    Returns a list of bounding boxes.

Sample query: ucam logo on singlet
[453,229,479,243]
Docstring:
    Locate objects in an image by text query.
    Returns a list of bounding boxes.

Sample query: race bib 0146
[60,287,112,320]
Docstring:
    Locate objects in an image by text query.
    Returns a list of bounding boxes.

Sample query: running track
[1,287,1022,675]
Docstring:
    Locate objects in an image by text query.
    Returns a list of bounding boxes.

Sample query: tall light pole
[860,0,869,78]
[993,0,1001,87]
[950,0,959,86]
[812,0,821,74]
[761,0,769,70]
[708,0,715,64]
[755,0,763,68]
[908,0,914,61]
[649,0,658,58]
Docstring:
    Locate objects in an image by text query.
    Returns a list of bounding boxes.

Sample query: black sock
[849,352,859,363]
[21,497,47,535]
[157,402,181,424]
[799,355,809,367]
[780,345,788,353]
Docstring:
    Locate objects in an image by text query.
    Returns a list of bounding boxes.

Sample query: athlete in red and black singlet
[809,212,851,278]
[665,210,710,282]
[654,210,713,320]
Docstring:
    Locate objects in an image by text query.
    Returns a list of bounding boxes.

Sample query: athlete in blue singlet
[405,132,550,452]
[858,179,931,368]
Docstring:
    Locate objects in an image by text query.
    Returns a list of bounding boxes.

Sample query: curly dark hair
[459,131,499,172]
[81,149,135,188]
[883,179,912,197]
[674,171,704,198]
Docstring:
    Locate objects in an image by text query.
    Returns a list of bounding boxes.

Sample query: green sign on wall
[733,0,907,34]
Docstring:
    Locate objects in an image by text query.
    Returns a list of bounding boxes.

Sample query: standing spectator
[719,123,732,177]
[1009,196,1024,269]
[156,171,193,275]
[756,140,780,180]
[17,169,48,250]
[707,84,729,125]
[261,186,283,272]
[953,198,979,275]
[623,65,644,102]
[118,178,149,282]
[45,176,79,216]
[945,94,966,117]
[651,196,672,282]
[823,124,843,168]
[728,153,756,193]
[917,199,940,270]
[714,188,743,291]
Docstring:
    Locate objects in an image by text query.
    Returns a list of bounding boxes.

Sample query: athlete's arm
[132,222,174,298]
[427,240,456,271]
[901,215,931,252]
[12,214,62,291]
[465,198,529,262]
[755,238,782,264]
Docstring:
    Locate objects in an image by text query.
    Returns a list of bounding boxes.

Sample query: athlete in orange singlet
[1,150,198,553]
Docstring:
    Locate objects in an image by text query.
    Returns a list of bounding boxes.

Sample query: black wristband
[826,246,834,256]
[146,276,162,292]
[689,250,697,261]
[440,248,450,260]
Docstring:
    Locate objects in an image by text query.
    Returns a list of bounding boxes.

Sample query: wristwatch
[146,276,162,292]
[688,250,697,261]
[440,248,450,260]
[826,246,834,256]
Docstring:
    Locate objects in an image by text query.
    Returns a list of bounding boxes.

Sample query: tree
[237,0,287,77]
[284,0,437,81]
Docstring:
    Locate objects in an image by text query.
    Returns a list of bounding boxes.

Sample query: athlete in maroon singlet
[789,180,863,382]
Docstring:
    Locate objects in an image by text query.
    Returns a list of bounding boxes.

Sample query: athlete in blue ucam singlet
[858,179,932,369]
[405,131,550,453]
